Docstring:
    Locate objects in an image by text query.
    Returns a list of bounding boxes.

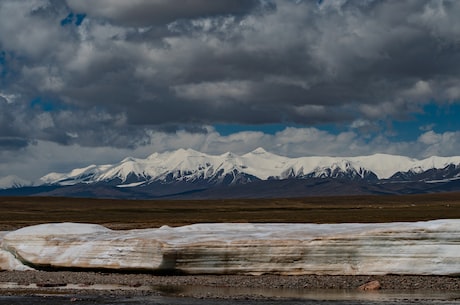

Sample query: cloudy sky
[1,0,460,181]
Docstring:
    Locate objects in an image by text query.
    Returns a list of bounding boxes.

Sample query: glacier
[1,220,460,275]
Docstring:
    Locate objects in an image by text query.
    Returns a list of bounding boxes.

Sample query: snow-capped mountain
[40,148,460,187]
[0,175,32,189]
[3,148,460,199]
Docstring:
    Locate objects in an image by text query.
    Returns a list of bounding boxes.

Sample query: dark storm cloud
[65,0,261,26]
[1,0,460,149]
[0,137,30,150]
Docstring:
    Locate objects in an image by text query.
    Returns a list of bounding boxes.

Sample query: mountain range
[2,148,460,198]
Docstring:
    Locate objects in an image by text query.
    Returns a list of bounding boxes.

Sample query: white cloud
[294,105,326,116]
[418,130,440,145]
[1,0,460,179]
[0,92,19,104]
[35,113,55,130]
[416,130,460,157]
[21,66,65,92]
[174,81,253,103]
[5,127,460,181]
[350,119,371,129]
[444,80,460,100]
[0,0,65,59]
[65,0,258,26]
[2,0,460,132]
[402,80,432,99]
[419,123,436,131]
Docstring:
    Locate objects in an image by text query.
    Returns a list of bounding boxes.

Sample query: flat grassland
[0,192,459,230]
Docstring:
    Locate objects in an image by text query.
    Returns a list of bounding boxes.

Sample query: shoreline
[1,271,460,300]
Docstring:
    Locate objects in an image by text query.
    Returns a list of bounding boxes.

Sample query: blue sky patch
[60,13,86,26]
[0,51,5,65]
[29,97,67,112]
[389,103,460,140]
[214,123,292,136]
[75,14,86,26]
[0,51,5,77]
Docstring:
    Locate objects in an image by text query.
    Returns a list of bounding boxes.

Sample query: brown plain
[0,192,459,231]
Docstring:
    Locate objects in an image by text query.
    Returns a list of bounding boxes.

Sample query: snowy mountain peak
[250,147,268,154]
[120,157,138,163]
[0,175,32,189]
[35,148,460,188]
[164,148,205,161]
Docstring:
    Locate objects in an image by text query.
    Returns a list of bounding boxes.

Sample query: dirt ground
[1,193,460,300]
[0,193,459,230]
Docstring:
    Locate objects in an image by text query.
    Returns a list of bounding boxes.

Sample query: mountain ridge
[3,148,460,198]
[39,148,460,186]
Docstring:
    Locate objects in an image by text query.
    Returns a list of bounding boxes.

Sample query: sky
[1,0,460,181]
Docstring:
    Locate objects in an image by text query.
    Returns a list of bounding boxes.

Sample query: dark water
[0,296,459,305]
[1,295,459,305]
[1,285,460,304]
